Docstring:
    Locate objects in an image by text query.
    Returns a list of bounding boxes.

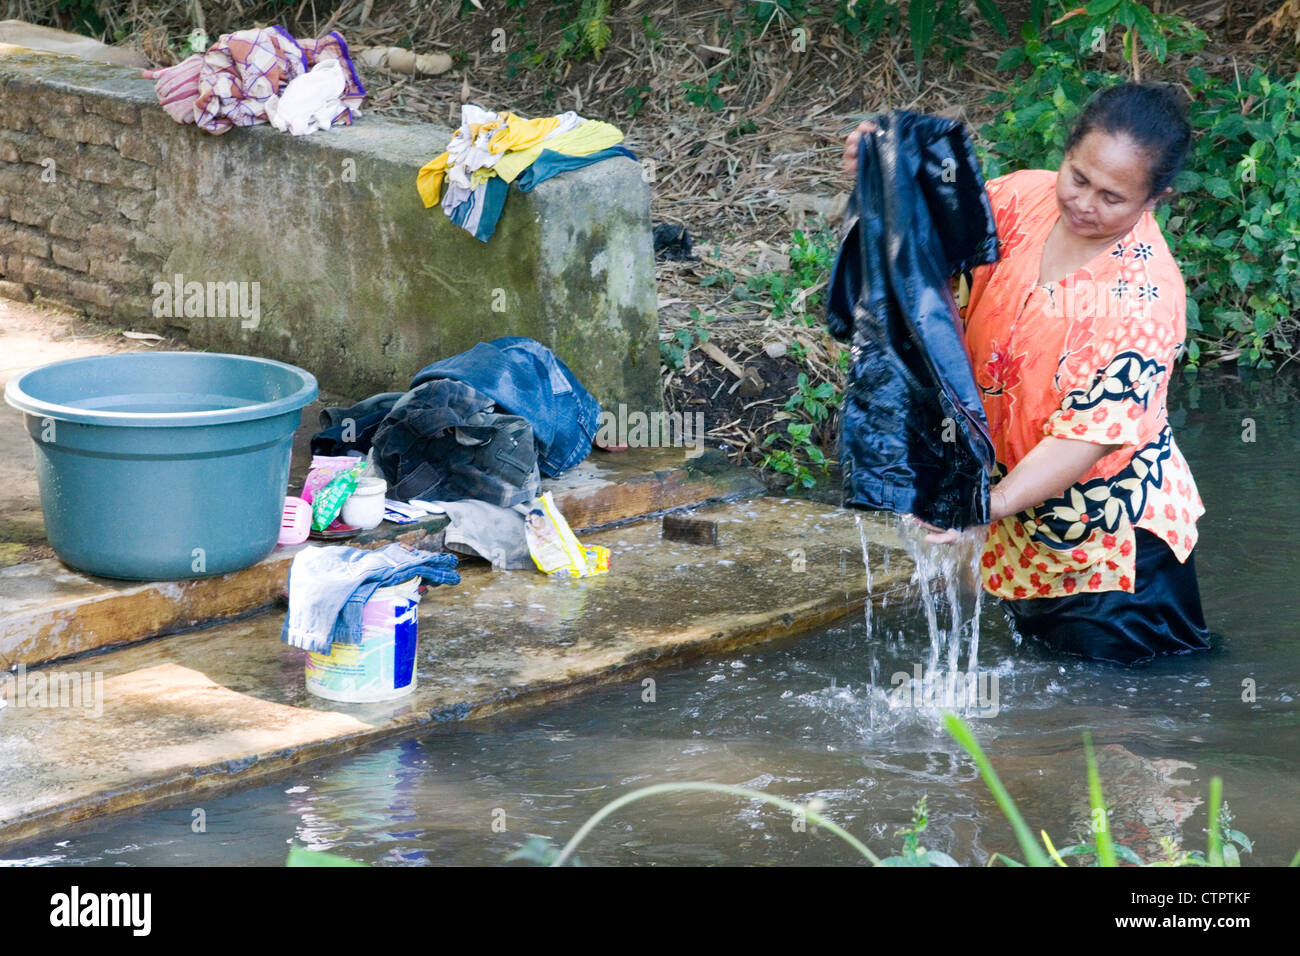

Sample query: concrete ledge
[0,45,659,408]
[0,500,910,847]
[0,447,765,669]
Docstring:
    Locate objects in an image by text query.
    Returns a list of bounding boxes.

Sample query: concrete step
[0,499,912,847]
[0,447,764,670]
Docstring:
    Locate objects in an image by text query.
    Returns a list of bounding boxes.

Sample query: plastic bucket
[305,577,421,703]
[3,351,318,580]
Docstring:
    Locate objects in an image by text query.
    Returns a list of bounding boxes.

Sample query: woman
[841,84,1213,665]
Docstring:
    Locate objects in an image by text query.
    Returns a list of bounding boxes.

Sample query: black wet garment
[1002,527,1213,665]
[370,379,541,508]
[828,111,999,529]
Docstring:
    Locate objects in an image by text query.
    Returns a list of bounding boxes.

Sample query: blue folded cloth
[281,543,460,653]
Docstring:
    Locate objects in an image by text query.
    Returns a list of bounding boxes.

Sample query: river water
[3,368,1297,866]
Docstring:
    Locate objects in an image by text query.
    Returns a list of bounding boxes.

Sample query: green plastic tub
[4,352,318,580]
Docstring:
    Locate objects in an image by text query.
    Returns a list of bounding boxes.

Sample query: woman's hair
[1065,82,1192,198]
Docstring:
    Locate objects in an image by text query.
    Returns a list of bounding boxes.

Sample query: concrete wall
[0,45,660,409]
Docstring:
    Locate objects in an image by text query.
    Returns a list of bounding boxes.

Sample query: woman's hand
[903,514,968,544]
[905,489,1009,544]
[842,119,878,178]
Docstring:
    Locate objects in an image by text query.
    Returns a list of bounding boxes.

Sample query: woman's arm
[919,435,1118,542]
[989,435,1119,522]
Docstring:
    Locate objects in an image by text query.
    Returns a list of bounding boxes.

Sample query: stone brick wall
[0,68,163,320]
[0,45,660,410]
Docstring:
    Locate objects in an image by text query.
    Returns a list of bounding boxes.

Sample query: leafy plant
[1169,67,1300,366]
[490,0,611,73]
[982,5,1298,367]
[741,227,837,320]
[943,713,1279,867]
[784,371,838,424]
[623,84,653,117]
[659,307,712,371]
[833,0,902,53]
[762,420,830,491]
[683,72,727,112]
[906,0,1008,73]
[1052,0,1206,82]
[879,796,958,866]
[552,0,613,66]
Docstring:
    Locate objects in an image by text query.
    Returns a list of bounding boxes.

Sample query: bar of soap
[662,514,718,546]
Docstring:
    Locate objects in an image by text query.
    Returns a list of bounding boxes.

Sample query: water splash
[855,514,874,644]
[892,518,985,676]
[844,513,990,724]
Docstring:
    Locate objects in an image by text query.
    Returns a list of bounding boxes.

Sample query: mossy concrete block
[0,45,661,411]
[145,118,659,408]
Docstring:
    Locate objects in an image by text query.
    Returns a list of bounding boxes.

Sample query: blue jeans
[410,337,600,477]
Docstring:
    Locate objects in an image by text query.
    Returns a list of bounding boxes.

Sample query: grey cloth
[437,499,532,570]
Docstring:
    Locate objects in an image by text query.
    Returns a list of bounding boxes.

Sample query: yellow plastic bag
[524,492,609,578]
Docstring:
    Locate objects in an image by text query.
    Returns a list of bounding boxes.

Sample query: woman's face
[1055,129,1164,242]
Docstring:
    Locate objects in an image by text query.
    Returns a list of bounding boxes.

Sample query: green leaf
[1205,177,1233,199]
[1113,843,1145,866]
[1229,260,1255,290]
[943,713,1051,866]
[1207,776,1223,866]
[996,47,1025,71]
[973,0,1008,37]
[286,845,367,867]
[1085,0,1122,15]
[1083,733,1118,867]
[1226,828,1254,853]
[1056,844,1096,857]
[908,0,934,71]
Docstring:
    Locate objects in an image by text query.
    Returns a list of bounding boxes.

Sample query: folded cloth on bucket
[281,543,459,653]
[144,26,364,133]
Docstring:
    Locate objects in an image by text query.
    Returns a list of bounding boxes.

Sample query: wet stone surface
[0,498,910,845]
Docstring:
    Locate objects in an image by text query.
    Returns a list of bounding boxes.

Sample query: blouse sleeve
[1043,261,1185,454]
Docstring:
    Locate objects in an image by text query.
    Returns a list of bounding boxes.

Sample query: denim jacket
[827,111,999,529]
[410,337,600,477]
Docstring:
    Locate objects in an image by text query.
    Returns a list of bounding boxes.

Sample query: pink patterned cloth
[143,27,364,134]
[141,54,202,123]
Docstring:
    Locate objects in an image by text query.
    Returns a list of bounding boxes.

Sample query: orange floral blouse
[962,169,1204,600]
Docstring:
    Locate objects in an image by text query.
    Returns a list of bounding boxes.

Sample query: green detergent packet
[311,462,365,531]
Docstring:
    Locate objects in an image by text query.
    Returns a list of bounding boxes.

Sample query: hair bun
[1150,81,1191,116]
